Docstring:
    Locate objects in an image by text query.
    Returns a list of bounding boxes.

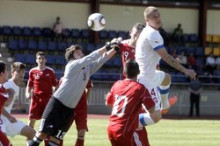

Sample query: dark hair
[0,60,6,74]
[133,23,145,32]
[124,59,140,78]
[65,45,82,61]
[36,51,45,58]
[11,62,26,72]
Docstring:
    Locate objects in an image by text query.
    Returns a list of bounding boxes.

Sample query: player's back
[107,80,149,137]
[135,25,163,78]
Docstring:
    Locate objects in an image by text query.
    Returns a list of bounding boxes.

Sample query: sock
[28,136,43,146]
[158,84,170,110]
[139,113,155,126]
[75,138,84,146]
[48,141,59,146]
[44,135,50,146]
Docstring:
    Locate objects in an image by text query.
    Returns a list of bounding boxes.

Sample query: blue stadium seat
[46,55,55,65]
[108,30,117,39]
[66,42,73,48]
[55,55,66,65]
[58,42,67,51]
[55,70,64,80]
[25,54,35,64]
[185,47,195,56]
[42,27,52,38]
[32,27,41,37]
[8,40,18,51]
[96,43,105,50]
[48,41,57,51]
[117,31,127,40]
[195,47,204,56]
[28,40,37,50]
[87,43,96,52]
[99,30,108,40]
[113,56,122,67]
[14,54,26,62]
[188,33,198,43]
[81,29,89,40]
[71,29,80,40]
[38,41,48,51]
[2,26,12,36]
[12,26,22,36]
[79,42,87,50]
[23,27,32,37]
[63,28,71,38]
[18,39,27,50]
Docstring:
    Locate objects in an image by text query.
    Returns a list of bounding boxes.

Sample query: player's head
[124,59,140,79]
[0,60,8,84]
[65,45,84,61]
[144,6,162,30]
[36,51,46,67]
[11,62,26,83]
[130,23,145,43]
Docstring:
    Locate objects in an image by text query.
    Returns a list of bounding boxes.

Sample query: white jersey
[3,79,19,113]
[135,25,164,79]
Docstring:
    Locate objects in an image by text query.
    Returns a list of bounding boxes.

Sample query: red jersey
[27,67,58,95]
[119,40,135,78]
[0,85,8,114]
[106,80,155,138]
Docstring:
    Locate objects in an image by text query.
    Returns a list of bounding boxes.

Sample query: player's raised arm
[156,48,196,79]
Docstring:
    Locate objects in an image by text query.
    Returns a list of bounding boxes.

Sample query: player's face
[74,50,84,59]
[0,68,8,84]
[36,55,46,66]
[130,27,142,43]
[147,10,162,30]
[12,69,25,83]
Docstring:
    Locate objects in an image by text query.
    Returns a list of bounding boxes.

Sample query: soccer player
[135,6,196,127]
[0,60,12,146]
[106,59,155,146]
[26,51,58,130]
[28,38,121,146]
[1,62,36,145]
[56,78,93,146]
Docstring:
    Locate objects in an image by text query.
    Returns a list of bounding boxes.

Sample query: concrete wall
[1,0,218,34]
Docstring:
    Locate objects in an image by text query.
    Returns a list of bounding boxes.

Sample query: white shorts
[138,70,165,110]
[0,115,26,137]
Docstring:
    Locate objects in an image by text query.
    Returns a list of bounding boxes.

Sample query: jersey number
[56,130,66,140]
[112,95,128,117]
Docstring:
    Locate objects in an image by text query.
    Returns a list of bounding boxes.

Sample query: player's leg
[28,119,36,129]
[75,129,87,146]
[133,127,150,146]
[0,130,12,146]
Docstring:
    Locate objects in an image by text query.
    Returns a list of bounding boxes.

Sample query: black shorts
[39,97,74,140]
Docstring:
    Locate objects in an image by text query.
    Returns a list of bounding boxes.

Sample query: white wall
[0,0,218,35]
[207,10,220,35]
[0,0,90,28]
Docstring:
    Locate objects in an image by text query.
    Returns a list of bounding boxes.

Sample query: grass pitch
[9,116,220,146]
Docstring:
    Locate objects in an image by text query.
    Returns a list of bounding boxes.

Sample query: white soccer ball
[87,13,106,31]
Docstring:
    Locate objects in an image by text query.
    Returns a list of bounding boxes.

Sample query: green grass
[9,117,220,146]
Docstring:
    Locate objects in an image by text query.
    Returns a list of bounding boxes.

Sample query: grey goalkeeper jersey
[53,50,109,108]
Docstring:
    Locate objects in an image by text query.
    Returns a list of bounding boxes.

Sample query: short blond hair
[144,6,158,20]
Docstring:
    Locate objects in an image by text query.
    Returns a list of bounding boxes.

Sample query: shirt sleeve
[27,71,34,87]
[3,81,12,90]
[148,31,164,51]
[141,88,155,110]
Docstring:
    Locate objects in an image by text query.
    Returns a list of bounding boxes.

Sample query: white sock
[159,84,170,110]
[139,113,155,126]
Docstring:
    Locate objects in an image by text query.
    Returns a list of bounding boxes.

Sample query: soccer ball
[87,13,106,31]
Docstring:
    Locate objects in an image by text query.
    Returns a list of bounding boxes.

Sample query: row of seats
[206,34,220,44]
[167,46,204,56]
[0,25,129,40]
[205,47,220,56]
[7,39,107,53]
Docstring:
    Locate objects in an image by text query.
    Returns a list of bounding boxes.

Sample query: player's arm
[2,108,17,123]
[4,88,15,107]
[156,48,196,79]
[25,85,33,100]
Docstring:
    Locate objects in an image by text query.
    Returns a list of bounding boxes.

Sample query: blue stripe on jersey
[154,45,164,51]
[139,113,147,126]
[158,87,170,94]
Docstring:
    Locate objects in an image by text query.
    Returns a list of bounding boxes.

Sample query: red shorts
[74,93,88,131]
[29,94,51,120]
[108,128,133,146]
[133,127,150,146]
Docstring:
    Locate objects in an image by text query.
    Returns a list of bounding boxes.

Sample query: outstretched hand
[184,69,197,80]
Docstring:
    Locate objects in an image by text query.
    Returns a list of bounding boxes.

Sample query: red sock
[0,131,12,146]
[59,140,63,146]
[75,138,84,146]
